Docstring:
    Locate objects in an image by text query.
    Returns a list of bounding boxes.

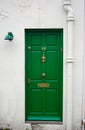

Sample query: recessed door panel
[30,34,42,46]
[46,89,57,112]
[31,89,42,112]
[45,34,57,46]
[46,51,58,80]
[31,51,42,79]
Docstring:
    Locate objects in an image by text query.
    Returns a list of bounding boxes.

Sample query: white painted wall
[0,0,84,130]
[72,0,84,130]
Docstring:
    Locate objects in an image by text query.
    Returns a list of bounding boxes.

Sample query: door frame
[25,28,63,122]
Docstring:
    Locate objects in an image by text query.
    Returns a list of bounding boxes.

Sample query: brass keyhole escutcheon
[42,73,46,77]
[41,56,46,62]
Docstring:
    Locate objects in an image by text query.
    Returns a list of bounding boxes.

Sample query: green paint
[25,29,63,121]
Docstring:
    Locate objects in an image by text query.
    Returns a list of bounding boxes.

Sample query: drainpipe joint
[64,1,74,21]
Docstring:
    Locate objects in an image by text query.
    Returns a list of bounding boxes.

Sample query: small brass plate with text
[38,83,50,88]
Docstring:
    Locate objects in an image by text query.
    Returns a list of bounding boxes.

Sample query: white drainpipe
[64,1,74,130]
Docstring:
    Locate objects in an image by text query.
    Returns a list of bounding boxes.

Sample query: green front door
[25,29,63,121]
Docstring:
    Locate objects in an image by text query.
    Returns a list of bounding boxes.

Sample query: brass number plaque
[38,83,50,88]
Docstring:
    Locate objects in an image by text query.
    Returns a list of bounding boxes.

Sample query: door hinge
[28,78,30,84]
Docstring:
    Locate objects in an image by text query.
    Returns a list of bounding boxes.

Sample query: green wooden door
[25,29,63,121]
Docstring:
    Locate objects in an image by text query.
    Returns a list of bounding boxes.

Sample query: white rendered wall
[0,0,84,130]
[72,0,84,130]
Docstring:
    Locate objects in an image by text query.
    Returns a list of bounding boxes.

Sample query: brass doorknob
[28,46,31,50]
[42,73,46,77]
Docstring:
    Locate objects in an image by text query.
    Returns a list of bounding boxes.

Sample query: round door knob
[42,73,46,77]
[28,46,31,50]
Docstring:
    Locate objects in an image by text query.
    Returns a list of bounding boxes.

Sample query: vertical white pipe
[66,20,74,130]
[64,1,74,130]
[66,64,73,130]
[67,21,74,57]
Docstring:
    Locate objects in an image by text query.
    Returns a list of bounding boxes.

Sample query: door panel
[30,34,42,46]
[45,34,57,46]
[31,51,42,79]
[46,51,58,79]
[31,89,42,112]
[25,29,63,121]
[46,89,57,112]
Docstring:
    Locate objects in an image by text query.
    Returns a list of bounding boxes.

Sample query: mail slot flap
[38,83,50,87]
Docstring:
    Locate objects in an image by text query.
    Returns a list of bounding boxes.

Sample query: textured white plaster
[0,9,8,19]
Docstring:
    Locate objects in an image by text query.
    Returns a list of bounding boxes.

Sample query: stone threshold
[26,121,62,125]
